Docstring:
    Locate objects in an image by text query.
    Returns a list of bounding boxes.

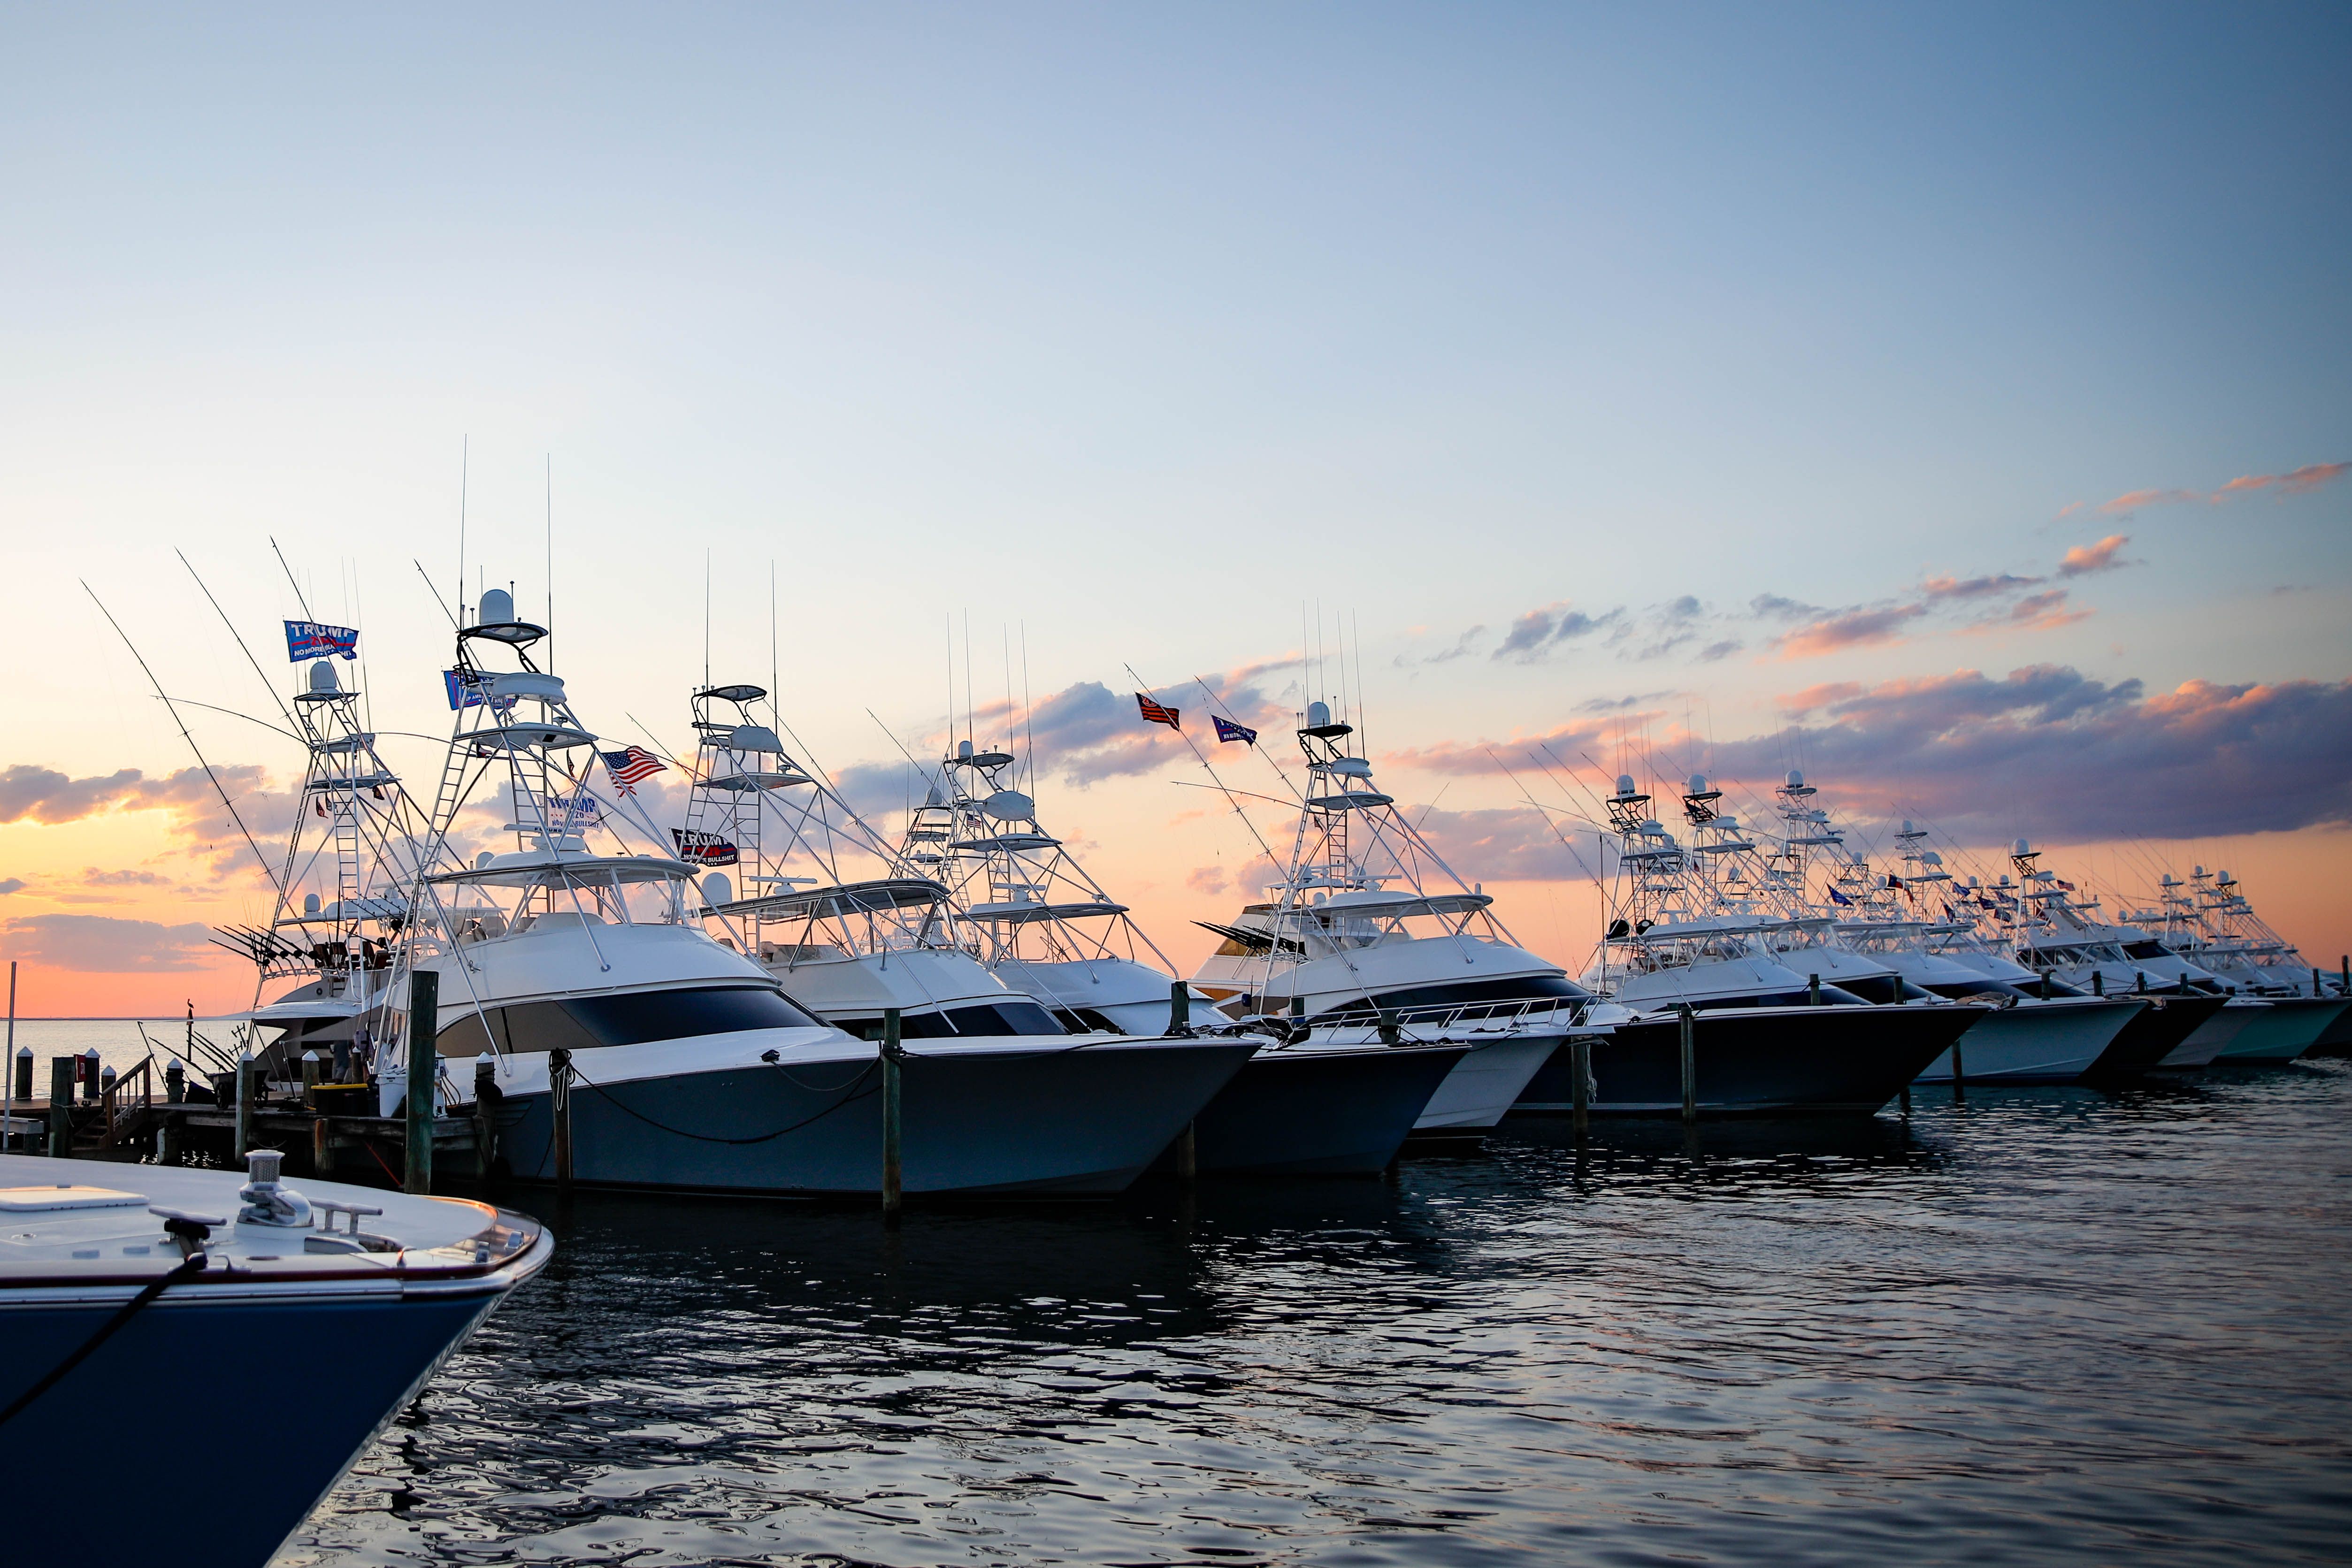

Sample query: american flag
[1135,692,1180,729]
[599,745,667,794]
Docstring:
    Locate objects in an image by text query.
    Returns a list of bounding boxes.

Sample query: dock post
[473,1058,499,1184]
[47,1057,73,1157]
[234,1049,255,1160]
[549,1047,573,1189]
[881,1007,904,1225]
[299,1051,322,1102]
[82,1048,101,1104]
[311,1116,330,1175]
[1808,973,1821,1007]
[3,960,13,1153]
[10,1047,25,1102]
[1678,1004,1697,1123]
[1168,981,1191,1036]
[1570,1035,1591,1135]
[404,970,438,1196]
[2092,970,2103,997]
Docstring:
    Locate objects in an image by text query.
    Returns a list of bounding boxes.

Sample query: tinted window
[841,1001,1067,1040]
[564,985,822,1045]
[2123,941,2169,960]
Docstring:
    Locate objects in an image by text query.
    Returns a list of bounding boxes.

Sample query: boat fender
[236,1148,314,1229]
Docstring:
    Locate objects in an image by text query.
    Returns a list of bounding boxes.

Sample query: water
[279,1063,2352,1566]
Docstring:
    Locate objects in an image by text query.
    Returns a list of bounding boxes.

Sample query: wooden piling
[1678,1004,1697,1123]
[47,1056,73,1157]
[549,1046,573,1189]
[1570,1035,1591,1135]
[234,1051,255,1160]
[404,969,437,1195]
[1168,981,1191,1035]
[881,1007,904,1224]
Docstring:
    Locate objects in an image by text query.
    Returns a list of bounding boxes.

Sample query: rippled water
[279,1061,2352,1566]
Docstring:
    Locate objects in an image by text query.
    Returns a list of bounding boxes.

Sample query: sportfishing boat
[208,655,431,1098]
[390,598,1249,1197]
[0,1151,549,1568]
[1800,814,2148,1085]
[2001,842,2240,1069]
[1186,699,1570,1143]
[901,738,1211,1035]
[1567,773,1975,1114]
[2128,868,2348,1061]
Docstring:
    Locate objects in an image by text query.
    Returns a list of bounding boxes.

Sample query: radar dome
[1687,774,1708,793]
[1616,774,1637,797]
[303,892,321,915]
[479,587,515,625]
[2014,838,2031,855]
[958,740,973,760]
[308,659,340,694]
[703,872,733,906]
[982,789,1034,823]
[1307,700,1332,728]
[1900,818,1914,834]
[1923,850,1943,865]
[1785,769,1805,789]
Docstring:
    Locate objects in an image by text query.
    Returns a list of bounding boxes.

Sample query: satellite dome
[958,740,973,760]
[2192,864,2206,877]
[1968,875,1980,887]
[1719,815,1739,829]
[1307,700,1332,728]
[2217,869,2232,882]
[728,725,784,755]
[1687,774,1708,793]
[1639,819,1665,835]
[2013,838,2031,856]
[303,892,321,915]
[983,789,1034,822]
[476,850,495,870]
[1785,770,1805,789]
[1900,819,1914,834]
[1616,774,1637,797]
[1923,850,1943,865]
[703,872,733,906]
[308,659,340,694]
[479,587,515,625]
[924,780,945,807]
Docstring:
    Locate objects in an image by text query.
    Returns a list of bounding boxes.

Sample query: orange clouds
[1769,604,1928,660]
[2056,534,2130,576]
[2097,462,2347,515]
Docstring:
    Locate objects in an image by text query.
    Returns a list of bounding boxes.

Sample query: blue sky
[1,4,2346,1003]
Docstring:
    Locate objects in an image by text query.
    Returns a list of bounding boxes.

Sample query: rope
[0,1252,207,1429]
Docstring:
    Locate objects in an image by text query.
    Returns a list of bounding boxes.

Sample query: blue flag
[285,620,359,661]
[1826,885,1854,906]
[444,669,517,711]
[1212,715,1257,746]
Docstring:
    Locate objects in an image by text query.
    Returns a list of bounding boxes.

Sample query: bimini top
[1290,888,1492,921]
[706,876,951,921]
[427,849,697,889]
[962,896,1130,924]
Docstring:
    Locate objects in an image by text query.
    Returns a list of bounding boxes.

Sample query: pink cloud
[2057,534,2131,577]
[1777,681,1864,716]
[2098,461,2346,514]
[1769,603,1928,660]
[1185,864,1228,895]
[1381,719,1613,777]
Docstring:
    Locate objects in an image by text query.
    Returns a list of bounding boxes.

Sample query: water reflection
[283,1062,2352,1567]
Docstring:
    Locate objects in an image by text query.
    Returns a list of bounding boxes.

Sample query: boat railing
[88,1056,156,1152]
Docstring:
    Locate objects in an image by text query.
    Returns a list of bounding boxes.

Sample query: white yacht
[2128,867,2347,1061]
[1572,773,1980,1113]
[1768,803,2148,1086]
[387,598,1249,1197]
[1187,700,1575,1141]
[2000,842,2242,1069]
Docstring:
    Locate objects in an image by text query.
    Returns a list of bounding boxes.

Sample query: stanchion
[1678,1004,1697,1123]
[549,1046,573,1190]
[404,970,437,1195]
[881,1007,904,1225]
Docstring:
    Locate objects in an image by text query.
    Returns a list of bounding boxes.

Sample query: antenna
[1020,623,1035,796]
[545,453,555,674]
[703,548,712,690]
[769,560,779,708]
[269,537,315,622]
[455,436,468,627]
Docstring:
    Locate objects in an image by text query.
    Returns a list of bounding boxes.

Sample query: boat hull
[2309,998,2352,1057]
[1515,1005,1979,1117]
[496,1037,1257,1196]
[1190,1044,1469,1175]
[1410,1034,1563,1135]
[1914,997,2143,1085]
[2100,993,2228,1071]
[2214,996,2346,1062]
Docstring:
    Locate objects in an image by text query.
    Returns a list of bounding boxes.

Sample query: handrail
[89,1056,156,1150]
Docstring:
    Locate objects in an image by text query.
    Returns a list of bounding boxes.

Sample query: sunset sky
[2,5,2347,1015]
